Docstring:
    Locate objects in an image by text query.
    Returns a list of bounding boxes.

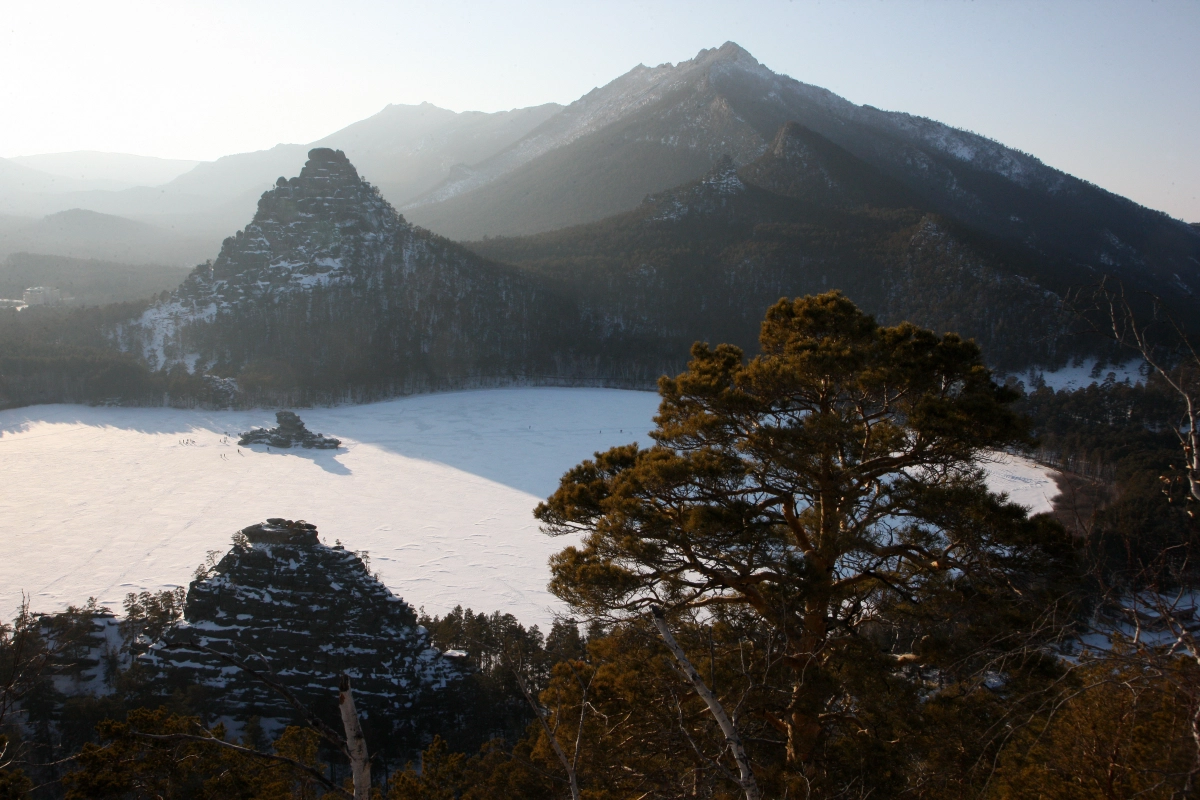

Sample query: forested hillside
[0,252,189,305]
[4,129,1194,408]
[471,123,1100,369]
[406,43,1200,318]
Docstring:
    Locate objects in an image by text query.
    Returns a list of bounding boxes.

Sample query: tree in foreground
[537,292,1072,794]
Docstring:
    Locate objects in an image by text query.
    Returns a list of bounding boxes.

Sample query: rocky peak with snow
[141,518,469,738]
[177,148,402,307]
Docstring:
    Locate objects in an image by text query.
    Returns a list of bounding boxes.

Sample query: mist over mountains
[2,41,1198,408]
[4,43,1196,278]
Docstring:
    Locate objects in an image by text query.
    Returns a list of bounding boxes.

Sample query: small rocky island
[238,410,341,449]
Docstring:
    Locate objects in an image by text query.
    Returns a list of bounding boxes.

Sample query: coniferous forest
[3,290,1200,799]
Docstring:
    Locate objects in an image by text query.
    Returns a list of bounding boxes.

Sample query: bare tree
[651,606,762,800]
[1073,278,1199,510]
[155,641,372,798]
[0,597,44,750]
[338,675,371,800]
[511,654,592,800]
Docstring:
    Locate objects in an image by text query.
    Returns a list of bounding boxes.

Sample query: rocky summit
[239,410,340,449]
[125,147,606,396]
[141,518,469,741]
[181,148,397,305]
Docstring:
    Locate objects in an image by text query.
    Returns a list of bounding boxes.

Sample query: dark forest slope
[469,124,1098,369]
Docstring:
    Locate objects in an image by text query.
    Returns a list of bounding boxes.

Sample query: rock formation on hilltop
[239,410,340,449]
[141,518,469,741]
[124,148,649,396]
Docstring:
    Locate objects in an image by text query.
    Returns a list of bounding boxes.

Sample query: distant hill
[312,101,563,205]
[10,151,199,189]
[0,105,563,254]
[0,252,189,305]
[0,209,213,266]
[408,43,1200,306]
[0,157,102,195]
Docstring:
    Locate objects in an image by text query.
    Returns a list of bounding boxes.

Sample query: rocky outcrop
[239,411,340,449]
[130,148,632,395]
[142,519,469,741]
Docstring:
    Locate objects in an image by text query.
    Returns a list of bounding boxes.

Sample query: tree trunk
[651,606,762,800]
[512,666,581,800]
[338,675,371,800]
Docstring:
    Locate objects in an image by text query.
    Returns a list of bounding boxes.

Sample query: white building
[23,286,61,306]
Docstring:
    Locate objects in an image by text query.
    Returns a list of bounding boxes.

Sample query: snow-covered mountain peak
[406,43,773,210]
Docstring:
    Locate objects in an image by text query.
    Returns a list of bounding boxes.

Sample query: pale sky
[2,0,1197,220]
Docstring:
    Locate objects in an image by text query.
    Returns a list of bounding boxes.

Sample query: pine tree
[537,292,1072,789]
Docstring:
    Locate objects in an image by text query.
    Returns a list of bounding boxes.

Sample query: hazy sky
[2,0,1197,220]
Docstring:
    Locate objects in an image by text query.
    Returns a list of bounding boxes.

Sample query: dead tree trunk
[338,675,371,800]
[512,666,581,800]
[651,607,762,800]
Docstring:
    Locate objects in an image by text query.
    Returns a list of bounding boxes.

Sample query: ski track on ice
[0,388,1059,626]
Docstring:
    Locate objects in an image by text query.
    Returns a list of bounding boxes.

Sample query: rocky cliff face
[142,519,469,741]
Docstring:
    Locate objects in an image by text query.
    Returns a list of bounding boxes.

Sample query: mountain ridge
[405,43,1199,307]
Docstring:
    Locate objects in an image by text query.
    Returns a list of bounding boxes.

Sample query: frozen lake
[0,388,1059,626]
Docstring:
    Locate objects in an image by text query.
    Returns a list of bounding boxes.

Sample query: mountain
[0,157,103,195]
[469,123,1088,369]
[0,105,564,263]
[0,208,212,266]
[407,42,1199,304]
[141,518,469,742]
[9,151,200,189]
[311,101,563,205]
[4,43,1193,301]
[159,143,310,199]
[124,147,657,395]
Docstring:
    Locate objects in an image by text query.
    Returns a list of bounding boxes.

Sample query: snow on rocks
[131,148,404,370]
[141,517,467,736]
[239,410,341,449]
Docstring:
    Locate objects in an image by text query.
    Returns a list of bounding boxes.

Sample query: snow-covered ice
[980,452,1059,516]
[0,388,1059,626]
